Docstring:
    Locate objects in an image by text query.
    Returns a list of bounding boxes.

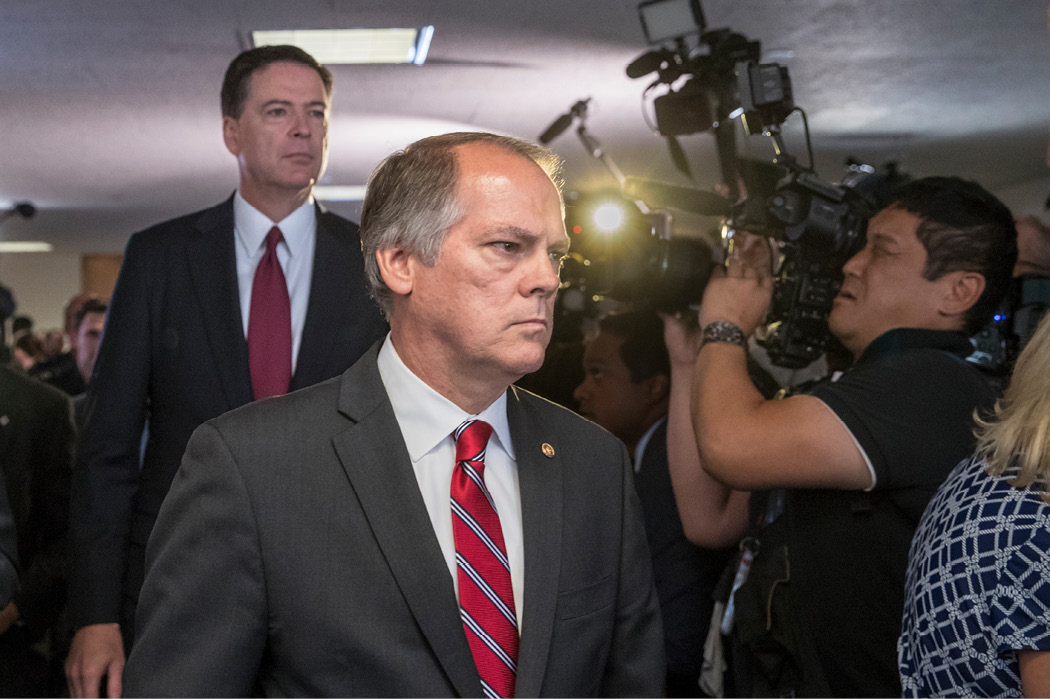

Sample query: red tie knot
[265,226,284,255]
[455,420,494,465]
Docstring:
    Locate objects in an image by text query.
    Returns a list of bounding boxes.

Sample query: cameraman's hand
[698,231,774,335]
[660,313,701,368]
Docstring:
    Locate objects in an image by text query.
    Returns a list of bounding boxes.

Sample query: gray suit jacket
[123,343,664,697]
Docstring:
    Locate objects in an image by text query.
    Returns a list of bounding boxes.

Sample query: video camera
[625,0,904,367]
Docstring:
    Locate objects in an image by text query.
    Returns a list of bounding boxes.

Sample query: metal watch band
[701,320,746,348]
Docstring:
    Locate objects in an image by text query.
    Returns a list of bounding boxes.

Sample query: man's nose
[572,379,588,403]
[290,110,311,137]
[841,247,867,276]
[527,252,561,297]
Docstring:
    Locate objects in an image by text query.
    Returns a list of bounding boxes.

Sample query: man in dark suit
[65,45,387,698]
[123,132,664,697]
[0,367,74,696]
[574,310,731,697]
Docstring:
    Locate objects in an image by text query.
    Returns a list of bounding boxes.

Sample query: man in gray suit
[123,132,664,697]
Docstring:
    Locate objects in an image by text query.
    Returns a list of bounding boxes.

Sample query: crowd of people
[0,42,1048,699]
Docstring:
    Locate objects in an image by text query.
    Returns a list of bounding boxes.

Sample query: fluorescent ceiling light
[313,185,367,201]
[252,27,435,65]
[0,241,53,253]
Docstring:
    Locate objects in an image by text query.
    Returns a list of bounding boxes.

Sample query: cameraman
[674,177,1017,697]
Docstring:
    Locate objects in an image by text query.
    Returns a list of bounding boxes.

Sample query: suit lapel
[292,207,355,391]
[508,386,563,697]
[330,347,481,697]
[186,197,253,409]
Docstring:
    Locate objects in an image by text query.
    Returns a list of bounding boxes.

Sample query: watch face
[703,321,745,346]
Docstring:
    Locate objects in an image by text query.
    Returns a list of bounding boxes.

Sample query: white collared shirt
[233,192,317,371]
[633,416,666,474]
[376,335,525,628]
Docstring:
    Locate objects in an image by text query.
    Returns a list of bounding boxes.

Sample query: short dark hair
[75,298,108,331]
[221,45,333,119]
[888,176,1018,335]
[597,311,670,383]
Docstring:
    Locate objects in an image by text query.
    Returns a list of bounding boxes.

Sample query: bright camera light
[593,203,626,233]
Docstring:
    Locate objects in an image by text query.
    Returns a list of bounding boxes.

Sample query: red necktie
[451,420,518,698]
[248,226,292,400]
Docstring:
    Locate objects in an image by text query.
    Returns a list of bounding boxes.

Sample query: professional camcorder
[626,0,905,367]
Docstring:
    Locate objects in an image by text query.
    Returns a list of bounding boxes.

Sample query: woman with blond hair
[899,312,1050,697]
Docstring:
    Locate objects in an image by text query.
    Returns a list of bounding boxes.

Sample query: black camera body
[967,274,1050,375]
[730,168,886,368]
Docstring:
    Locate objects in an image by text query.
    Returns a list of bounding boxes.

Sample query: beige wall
[0,251,81,332]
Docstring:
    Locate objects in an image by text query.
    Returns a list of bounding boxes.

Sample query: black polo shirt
[737,328,999,698]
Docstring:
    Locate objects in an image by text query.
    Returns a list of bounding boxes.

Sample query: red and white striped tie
[451,419,518,699]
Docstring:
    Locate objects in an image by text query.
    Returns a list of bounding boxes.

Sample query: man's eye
[493,242,520,253]
[267,108,287,117]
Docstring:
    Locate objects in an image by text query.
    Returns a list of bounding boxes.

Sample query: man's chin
[510,344,548,378]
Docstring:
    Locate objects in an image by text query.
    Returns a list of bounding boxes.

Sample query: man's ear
[644,373,670,406]
[222,116,240,157]
[939,271,986,317]
[375,246,414,297]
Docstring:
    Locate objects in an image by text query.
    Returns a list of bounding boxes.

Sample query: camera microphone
[625,48,675,79]
[538,99,591,145]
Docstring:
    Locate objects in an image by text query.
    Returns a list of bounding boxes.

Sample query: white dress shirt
[233,192,317,371]
[633,416,666,474]
[376,335,525,628]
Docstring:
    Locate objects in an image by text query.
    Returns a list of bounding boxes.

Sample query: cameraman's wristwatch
[701,320,746,348]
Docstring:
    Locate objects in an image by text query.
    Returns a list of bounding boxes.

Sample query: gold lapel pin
[541,443,555,458]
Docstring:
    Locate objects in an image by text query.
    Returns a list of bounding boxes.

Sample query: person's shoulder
[316,207,360,236]
[510,385,623,448]
[0,364,71,411]
[209,374,344,437]
[127,198,233,248]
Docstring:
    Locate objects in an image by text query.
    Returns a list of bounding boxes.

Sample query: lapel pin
[541,443,555,458]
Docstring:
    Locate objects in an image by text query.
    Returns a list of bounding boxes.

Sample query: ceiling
[2,0,1049,253]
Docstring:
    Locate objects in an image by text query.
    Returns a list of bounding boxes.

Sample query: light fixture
[252,27,435,65]
[312,185,367,202]
[0,242,52,253]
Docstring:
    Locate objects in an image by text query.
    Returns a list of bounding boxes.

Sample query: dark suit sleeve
[599,444,666,697]
[68,232,154,627]
[123,422,265,697]
[0,471,19,607]
[13,389,75,636]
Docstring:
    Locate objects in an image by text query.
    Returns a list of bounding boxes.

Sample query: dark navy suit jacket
[68,196,388,638]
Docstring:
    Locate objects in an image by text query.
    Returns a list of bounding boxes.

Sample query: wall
[0,251,81,331]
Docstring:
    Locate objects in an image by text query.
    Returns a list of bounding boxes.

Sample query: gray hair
[359,132,564,317]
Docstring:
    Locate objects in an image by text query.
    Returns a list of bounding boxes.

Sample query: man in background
[66,45,387,698]
[71,299,106,389]
[0,364,75,696]
[574,310,730,697]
